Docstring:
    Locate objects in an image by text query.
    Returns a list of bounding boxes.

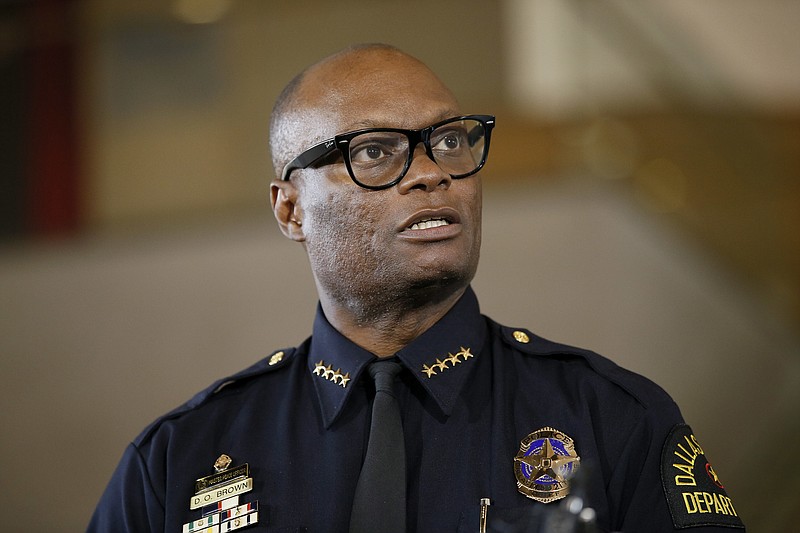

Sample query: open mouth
[408,218,450,231]
[399,207,461,235]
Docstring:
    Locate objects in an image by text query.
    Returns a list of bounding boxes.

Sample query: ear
[270,179,305,242]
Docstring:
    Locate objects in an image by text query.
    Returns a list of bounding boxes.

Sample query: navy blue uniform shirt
[88,287,744,532]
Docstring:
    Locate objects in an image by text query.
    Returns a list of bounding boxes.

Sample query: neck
[319,283,468,357]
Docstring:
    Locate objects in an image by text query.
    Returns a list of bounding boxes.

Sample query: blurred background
[1,0,799,530]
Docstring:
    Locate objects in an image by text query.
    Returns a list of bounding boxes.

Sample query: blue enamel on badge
[514,427,580,503]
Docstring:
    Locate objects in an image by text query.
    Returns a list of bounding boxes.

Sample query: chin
[405,267,474,299]
[411,249,479,288]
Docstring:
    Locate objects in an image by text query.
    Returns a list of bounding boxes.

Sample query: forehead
[294,49,461,140]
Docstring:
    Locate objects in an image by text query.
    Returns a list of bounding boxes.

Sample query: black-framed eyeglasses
[280,114,495,190]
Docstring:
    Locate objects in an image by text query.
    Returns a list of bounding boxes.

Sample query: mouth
[408,217,451,231]
[400,207,460,231]
[398,208,462,241]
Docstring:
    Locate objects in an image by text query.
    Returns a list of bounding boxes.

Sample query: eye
[349,135,402,164]
[432,128,467,152]
[352,144,388,161]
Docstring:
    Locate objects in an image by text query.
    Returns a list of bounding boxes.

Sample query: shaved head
[268,44,458,179]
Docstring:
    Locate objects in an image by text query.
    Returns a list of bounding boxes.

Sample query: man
[89,44,744,532]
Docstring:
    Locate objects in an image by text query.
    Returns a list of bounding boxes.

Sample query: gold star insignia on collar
[312,360,351,388]
[419,346,475,378]
[421,364,437,378]
[331,369,351,387]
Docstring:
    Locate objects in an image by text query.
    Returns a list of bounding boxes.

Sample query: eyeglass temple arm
[467,125,483,148]
[467,117,494,147]
[281,139,337,181]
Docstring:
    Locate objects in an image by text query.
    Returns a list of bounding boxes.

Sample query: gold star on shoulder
[419,346,475,379]
[312,360,351,388]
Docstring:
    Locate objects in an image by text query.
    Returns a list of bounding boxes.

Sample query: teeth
[410,218,449,230]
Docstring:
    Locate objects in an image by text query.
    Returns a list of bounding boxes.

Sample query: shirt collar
[307,286,487,428]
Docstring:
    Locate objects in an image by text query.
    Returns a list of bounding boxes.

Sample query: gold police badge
[514,427,580,503]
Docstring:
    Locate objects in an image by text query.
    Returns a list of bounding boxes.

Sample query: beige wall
[81,0,504,227]
[77,0,800,325]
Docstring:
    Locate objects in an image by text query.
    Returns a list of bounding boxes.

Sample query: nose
[396,144,451,193]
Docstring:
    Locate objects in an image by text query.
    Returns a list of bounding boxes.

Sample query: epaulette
[497,324,674,409]
[135,348,296,446]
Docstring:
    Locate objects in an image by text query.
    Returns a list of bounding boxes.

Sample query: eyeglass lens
[348,118,486,187]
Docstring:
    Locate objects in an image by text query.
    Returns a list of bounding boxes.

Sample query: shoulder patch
[661,424,744,529]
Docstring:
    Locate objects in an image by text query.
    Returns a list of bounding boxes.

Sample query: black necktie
[349,360,406,533]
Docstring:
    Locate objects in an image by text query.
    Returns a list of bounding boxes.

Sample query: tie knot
[368,360,401,394]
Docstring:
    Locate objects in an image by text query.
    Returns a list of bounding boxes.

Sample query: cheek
[460,179,483,237]
[459,181,483,268]
[302,191,385,264]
